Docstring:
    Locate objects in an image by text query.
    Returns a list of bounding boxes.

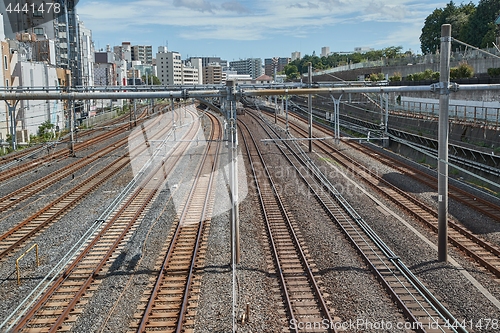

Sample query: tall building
[321,47,330,58]
[187,56,227,69]
[203,63,223,84]
[79,20,94,87]
[291,51,301,61]
[0,0,88,86]
[156,48,182,85]
[114,42,131,63]
[181,61,200,85]
[264,57,291,77]
[132,45,153,65]
[94,47,117,86]
[229,58,262,79]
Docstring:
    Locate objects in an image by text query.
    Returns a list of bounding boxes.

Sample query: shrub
[451,62,474,79]
[389,72,402,82]
[369,73,384,81]
[488,67,500,77]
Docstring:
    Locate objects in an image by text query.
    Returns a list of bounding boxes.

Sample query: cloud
[78,0,436,51]
[221,1,251,14]
[173,0,215,12]
[288,2,320,9]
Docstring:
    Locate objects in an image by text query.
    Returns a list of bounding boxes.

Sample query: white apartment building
[291,51,301,61]
[229,58,262,79]
[132,45,153,65]
[156,48,182,85]
[181,63,199,85]
[321,47,330,58]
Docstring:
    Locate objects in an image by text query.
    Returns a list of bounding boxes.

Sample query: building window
[4,55,7,70]
[34,27,44,35]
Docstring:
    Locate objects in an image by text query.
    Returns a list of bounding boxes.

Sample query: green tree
[37,121,55,141]
[142,75,161,85]
[284,64,300,80]
[462,0,500,47]
[420,2,475,54]
[450,62,474,79]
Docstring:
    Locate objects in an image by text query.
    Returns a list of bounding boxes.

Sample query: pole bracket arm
[431,82,459,95]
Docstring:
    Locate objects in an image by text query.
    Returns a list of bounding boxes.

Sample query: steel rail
[8,108,200,332]
[238,121,298,332]
[135,112,221,333]
[250,109,465,332]
[239,117,336,332]
[0,107,178,255]
[279,112,500,279]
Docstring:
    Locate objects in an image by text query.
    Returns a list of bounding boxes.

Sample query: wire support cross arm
[430,82,460,95]
[451,37,500,60]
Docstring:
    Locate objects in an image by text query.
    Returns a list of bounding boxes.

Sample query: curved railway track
[0,108,180,263]
[239,118,336,332]
[245,110,466,333]
[275,111,500,279]
[0,104,157,181]
[0,104,173,215]
[5,107,204,333]
[130,111,221,333]
[0,102,169,168]
[284,106,500,223]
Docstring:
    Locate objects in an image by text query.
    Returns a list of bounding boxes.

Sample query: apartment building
[132,45,153,65]
[264,57,291,77]
[229,58,262,79]
[203,63,223,84]
[156,49,182,85]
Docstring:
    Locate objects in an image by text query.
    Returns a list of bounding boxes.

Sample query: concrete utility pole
[308,62,313,152]
[438,24,452,262]
[6,101,19,150]
[227,80,240,266]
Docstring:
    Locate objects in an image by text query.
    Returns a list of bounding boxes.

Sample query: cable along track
[239,118,337,332]
[5,109,202,333]
[245,110,467,333]
[282,114,500,280]
[130,112,221,333]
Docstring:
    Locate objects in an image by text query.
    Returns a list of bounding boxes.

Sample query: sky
[77,0,480,61]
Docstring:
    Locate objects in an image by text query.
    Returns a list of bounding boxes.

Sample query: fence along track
[8,109,201,333]
[239,117,337,333]
[287,105,500,223]
[282,114,500,279]
[0,109,181,263]
[130,112,221,333]
[247,110,466,333]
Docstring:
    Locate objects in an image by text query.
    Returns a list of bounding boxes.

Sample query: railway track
[0,109,180,263]
[4,107,203,333]
[245,110,466,333]
[0,105,156,181]
[239,118,337,332]
[130,111,221,333]
[277,112,500,279]
[0,104,173,215]
[284,105,500,223]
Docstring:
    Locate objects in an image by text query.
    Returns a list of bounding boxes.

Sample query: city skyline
[77,0,480,61]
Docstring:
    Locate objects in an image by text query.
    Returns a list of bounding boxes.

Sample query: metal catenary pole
[308,62,313,152]
[438,24,452,262]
